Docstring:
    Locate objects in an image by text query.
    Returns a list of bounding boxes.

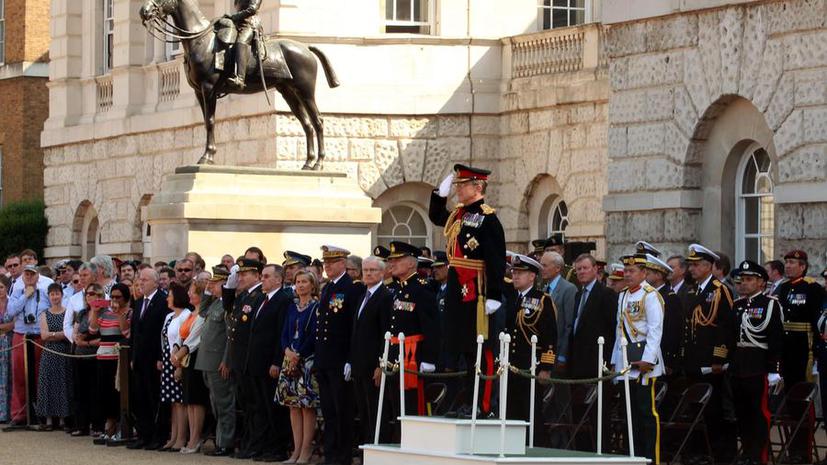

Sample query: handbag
[622,318,646,363]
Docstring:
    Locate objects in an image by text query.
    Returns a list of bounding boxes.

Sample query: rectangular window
[0,0,5,64]
[103,0,114,72]
[540,0,588,30]
[385,0,433,34]
[166,38,182,60]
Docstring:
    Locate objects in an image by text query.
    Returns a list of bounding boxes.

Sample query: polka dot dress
[160,315,183,404]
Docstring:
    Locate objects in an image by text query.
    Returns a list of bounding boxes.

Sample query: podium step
[400,416,528,455]
[362,444,651,465]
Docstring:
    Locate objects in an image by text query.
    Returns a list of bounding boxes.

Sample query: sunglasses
[7,264,19,268]
[111,294,124,300]
[176,268,192,273]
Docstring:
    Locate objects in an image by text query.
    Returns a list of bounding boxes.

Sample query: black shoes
[207,447,234,457]
[126,439,147,450]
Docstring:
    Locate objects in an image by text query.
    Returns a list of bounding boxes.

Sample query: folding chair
[661,382,713,465]
[655,381,668,408]
[770,381,819,464]
[544,384,598,450]
[425,382,448,416]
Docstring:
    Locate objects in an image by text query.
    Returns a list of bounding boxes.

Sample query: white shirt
[12,274,54,294]
[671,279,684,293]
[610,281,664,383]
[165,309,192,354]
[697,274,713,294]
[62,285,111,342]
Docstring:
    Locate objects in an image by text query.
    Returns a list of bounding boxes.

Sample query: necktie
[358,290,372,319]
[140,297,149,320]
[574,287,589,333]
[255,295,270,320]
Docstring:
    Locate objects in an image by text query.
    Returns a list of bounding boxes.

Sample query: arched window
[548,200,569,240]
[736,146,774,263]
[376,204,430,248]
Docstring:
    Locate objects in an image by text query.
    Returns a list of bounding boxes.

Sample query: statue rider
[224,0,262,90]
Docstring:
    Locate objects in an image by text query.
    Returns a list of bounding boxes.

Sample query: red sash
[391,334,426,415]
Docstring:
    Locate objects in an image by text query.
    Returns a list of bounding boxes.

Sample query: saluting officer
[611,253,665,464]
[505,254,557,446]
[775,250,825,463]
[682,244,737,464]
[429,164,506,418]
[385,241,439,417]
[730,260,784,465]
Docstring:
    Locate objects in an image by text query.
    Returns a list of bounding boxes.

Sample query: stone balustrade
[95,75,113,112]
[158,59,182,103]
[504,23,604,79]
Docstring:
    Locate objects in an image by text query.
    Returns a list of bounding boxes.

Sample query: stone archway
[689,96,777,257]
[521,174,565,249]
[71,200,99,260]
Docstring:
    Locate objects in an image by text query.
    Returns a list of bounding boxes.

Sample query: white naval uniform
[611,281,665,384]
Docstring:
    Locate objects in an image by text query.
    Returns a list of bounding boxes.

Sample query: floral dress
[276,300,320,408]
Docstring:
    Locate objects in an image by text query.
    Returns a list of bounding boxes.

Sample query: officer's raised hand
[485,299,501,315]
[437,174,454,197]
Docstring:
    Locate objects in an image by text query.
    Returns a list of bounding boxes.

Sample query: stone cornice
[0,62,49,80]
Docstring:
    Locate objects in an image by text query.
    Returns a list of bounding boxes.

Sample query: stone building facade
[41,0,826,273]
[0,0,49,206]
[603,0,827,274]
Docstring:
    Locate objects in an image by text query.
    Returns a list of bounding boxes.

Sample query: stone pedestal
[146,165,382,265]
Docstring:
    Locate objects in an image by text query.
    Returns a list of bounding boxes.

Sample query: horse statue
[139,0,340,170]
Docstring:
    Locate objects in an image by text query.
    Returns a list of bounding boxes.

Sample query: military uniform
[314,245,359,465]
[776,250,825,463]
[386,258,439,416]
[611,254,665,464]
[730,261,783,465]
[222,259,267,457]
[682,245,737,464]
[505,269,557,445]
[429,164,506,416]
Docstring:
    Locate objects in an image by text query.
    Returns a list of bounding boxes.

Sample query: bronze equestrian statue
[139,0,340,170]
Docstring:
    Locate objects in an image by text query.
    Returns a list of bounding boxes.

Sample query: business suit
[194,295,236,451]
[547,276,577,363]
[349,283,392,446]
[244,286,293,458]
[129,289,170,445]
[315,272,359,465]
[224,282,266,456]
[671,280,694,320]
[568,279,617,452]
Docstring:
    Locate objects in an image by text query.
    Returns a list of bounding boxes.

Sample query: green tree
[0,200,48,262]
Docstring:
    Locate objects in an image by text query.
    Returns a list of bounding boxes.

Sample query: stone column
[44,0,84,130]
[110,0,147,118]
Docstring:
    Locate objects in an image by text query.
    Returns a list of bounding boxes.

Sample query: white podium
[361,415,651,465]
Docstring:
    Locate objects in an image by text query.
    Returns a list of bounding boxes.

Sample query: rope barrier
[0,340,27,353]
[0,338,131,359]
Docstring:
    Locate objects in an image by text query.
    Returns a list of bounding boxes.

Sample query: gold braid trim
[444,203,463,257]
[540,351,556,364]
[712,345,728,358]
[517,296,543,346]
[692,287,720,330]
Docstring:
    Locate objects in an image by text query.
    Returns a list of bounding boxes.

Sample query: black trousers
[236,372,258,454]
[317,367,354,465]
[625,378,660,464]
[354,372,388,447]
[732,375,771,464]
[131,361,160,442]
[686,373,737,463]
[243,373,290,456]
[73,358,99,433]
[96,359,119,420]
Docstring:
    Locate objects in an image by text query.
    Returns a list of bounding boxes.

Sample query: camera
[24,314,36,325]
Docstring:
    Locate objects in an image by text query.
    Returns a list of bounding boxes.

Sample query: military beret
[784,250,808,262]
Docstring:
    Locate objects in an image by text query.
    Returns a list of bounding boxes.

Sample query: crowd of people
[0,164,825,465]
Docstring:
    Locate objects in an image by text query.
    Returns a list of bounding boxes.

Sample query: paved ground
[0,430,237,465]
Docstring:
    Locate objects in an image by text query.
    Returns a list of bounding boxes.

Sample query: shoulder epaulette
[480,204,496,215]
[642,283,656,293]
[712,279,722,287]
[804,277,816,284]
[418,278,428,285]
[504,277,513,284]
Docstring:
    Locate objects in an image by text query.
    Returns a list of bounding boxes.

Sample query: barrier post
[597,336,605,455]
[620,338,635,456]
[398,333,406,419]
[111,344,132,444]
[469,334,484,455]
[499,333,511,458]
[374,332,391,445]
[529,335,538,449]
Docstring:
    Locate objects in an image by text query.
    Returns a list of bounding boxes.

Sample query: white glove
[343,362,352,381]
[437,174,454,197]
[768,373,782,386]
[420,362,436,373]
[485,299,501,315]
[224,264,240,290]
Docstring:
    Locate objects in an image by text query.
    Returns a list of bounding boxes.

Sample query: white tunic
[611,281,665,384]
